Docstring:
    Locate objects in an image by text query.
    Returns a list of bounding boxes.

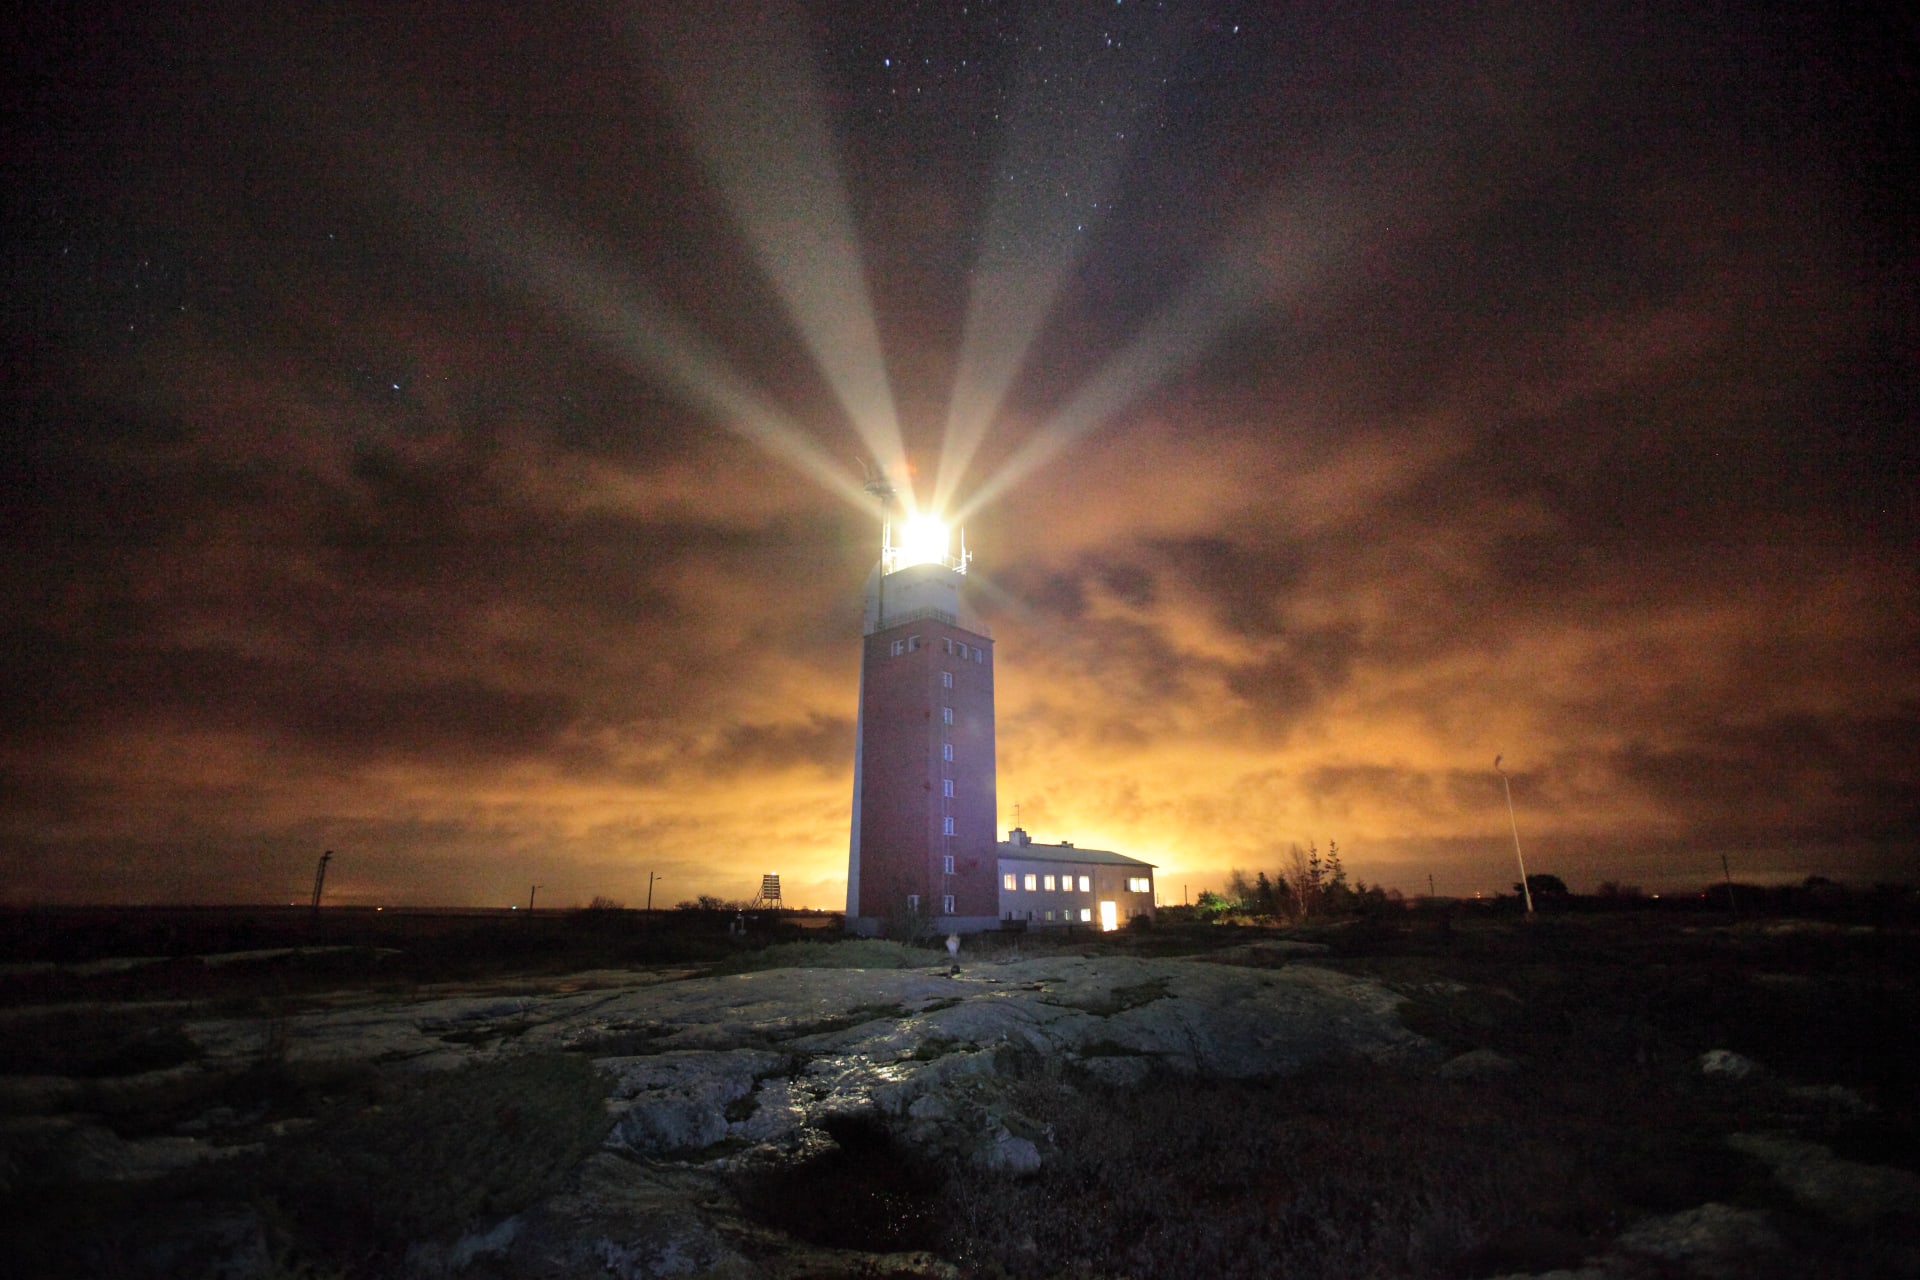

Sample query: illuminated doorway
[1098,900,1118,932]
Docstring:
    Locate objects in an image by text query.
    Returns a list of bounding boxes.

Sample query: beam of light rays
[950,9,1560,531]
[952,246,1279,529]
[931,11,1166,518]
[435,179,874,514]
[259,57,881,520]
[636,0,910,511]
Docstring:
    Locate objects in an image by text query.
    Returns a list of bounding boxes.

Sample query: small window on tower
[942,706,953,724]
[943,854,954,874]
[943,638,953,654]
[943,894,955,914]
[1003,873,1016,891]
[907,894,920,911]
[943,816,956,835]
[942,671,953,688]
[890,639,904,657]
[942,743,953,761]
[943,779,954,797]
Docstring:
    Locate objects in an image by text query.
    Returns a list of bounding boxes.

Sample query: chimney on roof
[1009,826,1030,846]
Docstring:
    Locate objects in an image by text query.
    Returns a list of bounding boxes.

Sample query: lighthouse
[845,511,1000,934]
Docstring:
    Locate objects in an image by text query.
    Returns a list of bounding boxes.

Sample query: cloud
[2,1,1912,906]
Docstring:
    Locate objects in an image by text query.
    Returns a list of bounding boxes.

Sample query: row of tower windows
[887,636,987,663]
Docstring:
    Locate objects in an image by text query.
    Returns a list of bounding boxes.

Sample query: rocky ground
[2,924,1915,1277]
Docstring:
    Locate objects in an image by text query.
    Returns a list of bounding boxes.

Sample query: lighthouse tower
[846,515,999,935]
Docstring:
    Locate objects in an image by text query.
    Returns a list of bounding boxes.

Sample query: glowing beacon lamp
[879,512,969,576]
[895,515,950,570]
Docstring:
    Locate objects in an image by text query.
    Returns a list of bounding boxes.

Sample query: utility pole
[647,872,662,913]
[310,850,332,916]
[527,884,540,916]
[1496,756,1534,916]
[1721,852,1738,917]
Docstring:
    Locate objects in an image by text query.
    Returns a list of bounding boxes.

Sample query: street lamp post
[647,871,662,914]
[1496,755,1534,916]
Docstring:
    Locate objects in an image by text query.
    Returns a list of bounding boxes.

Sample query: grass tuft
[715,939,928,973]
[261,1053,610,1264]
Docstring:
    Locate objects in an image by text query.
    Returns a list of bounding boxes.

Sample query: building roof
[994,839,1156,870]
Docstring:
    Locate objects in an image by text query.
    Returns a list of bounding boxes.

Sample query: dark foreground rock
[5,946,1915,1278]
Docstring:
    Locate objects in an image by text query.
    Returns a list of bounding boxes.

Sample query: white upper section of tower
[863,521,984,636]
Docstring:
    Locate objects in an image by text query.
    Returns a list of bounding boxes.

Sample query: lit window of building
[1003,873,1016,891]
[1023,874,1037,891]
[1078,875,1091,892]
[1042,874,1056,891]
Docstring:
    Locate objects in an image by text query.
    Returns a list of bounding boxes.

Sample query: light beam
[932,8,1165,517]
[637,0,912,510]
[435,178,874,513]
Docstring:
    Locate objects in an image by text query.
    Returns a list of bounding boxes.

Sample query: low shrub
[941,1061,1619,1279]
[261,1053,610,1265]
[0,1006,201,1078]
[714,939,926,973]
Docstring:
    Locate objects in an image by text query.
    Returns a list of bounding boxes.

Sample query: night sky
[5,1,1915,908]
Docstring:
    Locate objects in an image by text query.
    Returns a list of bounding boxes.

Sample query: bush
[941,1061,1615,1279]
[263,1053,611,1264]
[715,939,926,973]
